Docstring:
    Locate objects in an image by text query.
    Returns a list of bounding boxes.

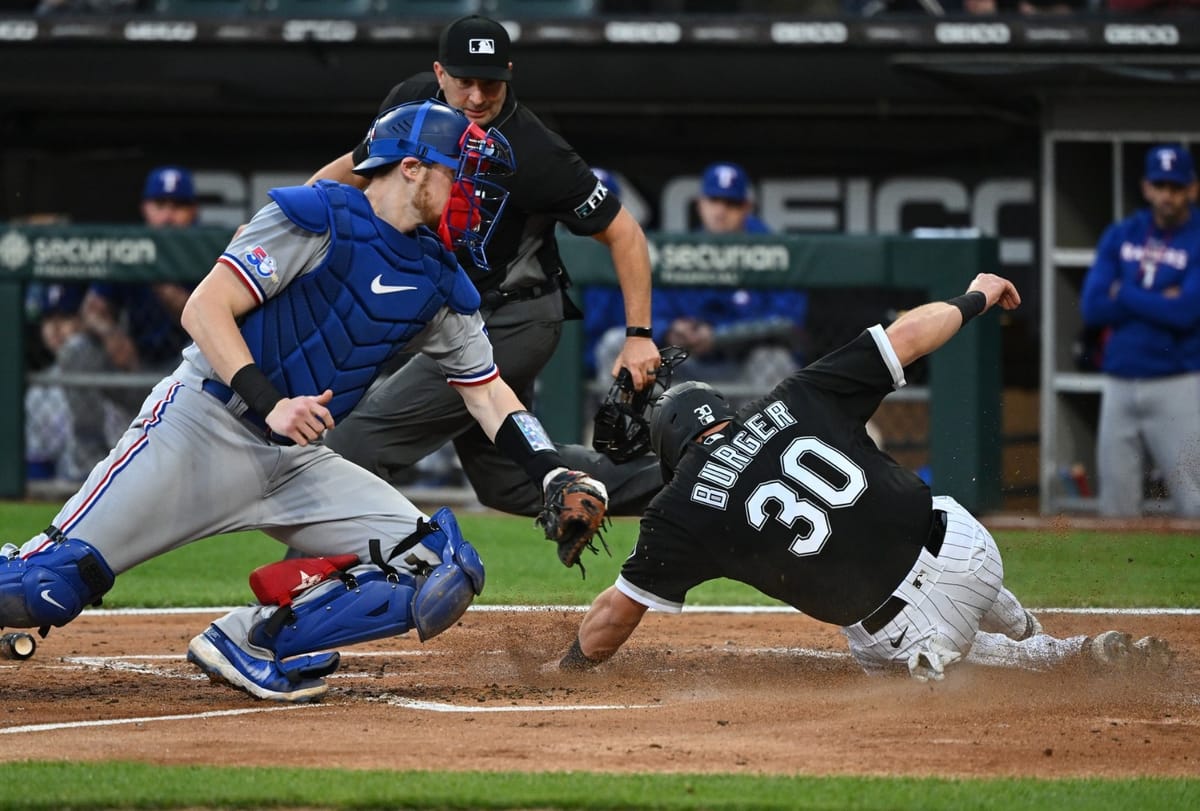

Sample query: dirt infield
[1,609,1197,778]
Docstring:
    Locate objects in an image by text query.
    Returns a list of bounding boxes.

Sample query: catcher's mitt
[592,346,690,463]
[536,469,611,576]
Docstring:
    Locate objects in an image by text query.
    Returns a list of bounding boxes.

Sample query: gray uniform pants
[21,378,430,576]
[1096,372,1200,518]
[325,303,663,517]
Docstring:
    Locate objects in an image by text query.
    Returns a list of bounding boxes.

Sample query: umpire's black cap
[438,15,512,82]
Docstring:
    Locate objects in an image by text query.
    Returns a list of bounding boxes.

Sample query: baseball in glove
[536,469,611,576]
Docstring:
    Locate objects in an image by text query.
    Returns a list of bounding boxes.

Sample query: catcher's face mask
[592,346,690,464]
[437,122,514,271]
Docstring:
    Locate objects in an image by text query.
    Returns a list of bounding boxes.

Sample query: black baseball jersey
[354,75,620,297]
[619,326,937,627]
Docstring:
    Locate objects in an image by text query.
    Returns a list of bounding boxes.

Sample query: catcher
[0,100,608,701]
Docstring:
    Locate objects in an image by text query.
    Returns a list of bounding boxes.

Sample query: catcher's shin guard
[251,569,421,661]
[0,538,114,631]
[253,507,485,657]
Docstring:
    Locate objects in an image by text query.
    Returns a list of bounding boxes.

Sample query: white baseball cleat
[1132,636,1175,673]
[1085,630,1133,671]
[0,543,19,560]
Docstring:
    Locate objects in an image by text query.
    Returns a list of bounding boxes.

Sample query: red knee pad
[249,554,359,607]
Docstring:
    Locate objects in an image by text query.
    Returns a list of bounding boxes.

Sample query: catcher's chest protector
[240,182,472,422]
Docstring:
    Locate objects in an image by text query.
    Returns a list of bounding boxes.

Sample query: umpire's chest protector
[240,181,480,422]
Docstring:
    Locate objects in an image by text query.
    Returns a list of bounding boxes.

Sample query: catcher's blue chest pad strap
[0,538,115,632]
[241,182,470,422]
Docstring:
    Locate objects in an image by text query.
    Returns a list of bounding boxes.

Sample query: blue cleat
[186,625,337,703]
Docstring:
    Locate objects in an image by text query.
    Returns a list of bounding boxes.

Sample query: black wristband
[559,637,602,671]
[493,411,565,485]
[946,291,987,325]
[230,363,285,418]
[625,326,653,338]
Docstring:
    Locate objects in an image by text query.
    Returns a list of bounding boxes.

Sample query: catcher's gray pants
[1096,372,1200,518]
[325,305,663,517]
[17,377,430,575]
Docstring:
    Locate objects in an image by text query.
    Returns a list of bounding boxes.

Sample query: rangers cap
[438,15,512,82]
[1144,144,1195,186]
[143,166,195,203]
[701,162,751,203]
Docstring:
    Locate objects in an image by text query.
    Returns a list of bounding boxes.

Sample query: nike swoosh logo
[889,627,909,649]
[40,589,66,611]
[370,275,418,295]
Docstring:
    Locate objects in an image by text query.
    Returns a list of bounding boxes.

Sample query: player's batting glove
[536,468,610,577]
[906,638,963,683]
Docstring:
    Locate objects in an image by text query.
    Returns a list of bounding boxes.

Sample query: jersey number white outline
[744,436,867,557]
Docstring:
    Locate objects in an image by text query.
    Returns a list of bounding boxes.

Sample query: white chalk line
[82,605,1200,616]
[0,705,316,735]
[370,696,662,713]
[7,643,838,735]
[9,606,1194,736]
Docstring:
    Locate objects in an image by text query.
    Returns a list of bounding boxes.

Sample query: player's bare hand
[266,389,335,446]
[967,273,1021,312]
[611,337,661,390]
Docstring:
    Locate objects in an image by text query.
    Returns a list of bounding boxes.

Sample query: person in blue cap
[1081,143,1200,517]
[140,165,198,228]
[697,162,770,235]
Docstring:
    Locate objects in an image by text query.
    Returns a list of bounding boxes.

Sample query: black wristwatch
[625,326,652,338]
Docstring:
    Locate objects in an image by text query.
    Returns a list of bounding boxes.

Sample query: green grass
[0,763,1194,811]
[2,499,1197,810]
[3,501,1197,608]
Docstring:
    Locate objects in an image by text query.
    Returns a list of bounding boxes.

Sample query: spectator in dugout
[587,163,807,397]
[54,165,197,479]
[24,282,85,482]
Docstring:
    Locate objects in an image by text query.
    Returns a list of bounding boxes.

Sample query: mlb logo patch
[469,38,495,54]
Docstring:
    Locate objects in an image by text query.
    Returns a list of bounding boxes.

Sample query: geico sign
[604,21,682,43]
[934,23,1011,45]
[771,22,849,45]
[661,176,1034,265]
[1104,25,1179,46]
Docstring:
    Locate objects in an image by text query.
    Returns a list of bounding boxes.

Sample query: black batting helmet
[649,381,736,479]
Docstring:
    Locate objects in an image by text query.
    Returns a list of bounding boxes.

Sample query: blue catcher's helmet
[353,98,515,270]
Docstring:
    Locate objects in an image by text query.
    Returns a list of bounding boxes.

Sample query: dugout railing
[0,225,1001,513]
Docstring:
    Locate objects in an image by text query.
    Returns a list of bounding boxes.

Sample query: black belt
[860,509,947,635]
[201,378,288,443]
[480,274,561,309]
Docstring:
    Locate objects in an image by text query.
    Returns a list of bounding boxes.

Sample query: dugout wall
[0,226,1002,513]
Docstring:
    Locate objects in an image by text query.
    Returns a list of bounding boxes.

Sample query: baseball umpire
[555,273,1175,681]
[307,14,664,522]
[0,100,607,701]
